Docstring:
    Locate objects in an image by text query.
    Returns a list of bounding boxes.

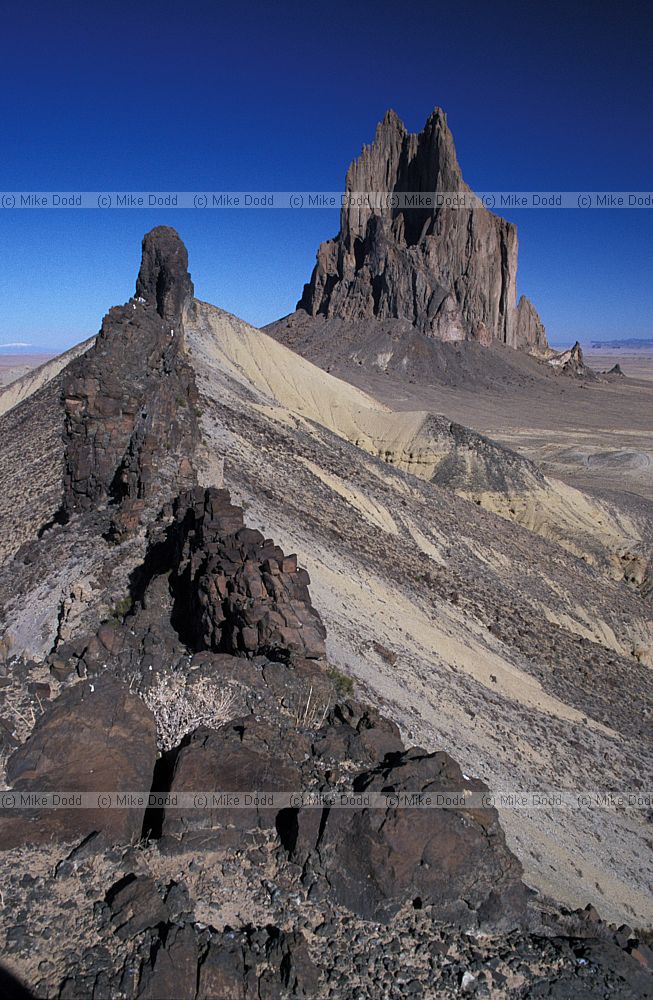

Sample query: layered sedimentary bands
[0,229,652,997]
[269,109,548,364]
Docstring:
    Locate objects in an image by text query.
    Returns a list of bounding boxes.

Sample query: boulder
[136,923,197,1000]
[293,747,529,929]
[136,923,317,1000]
[106,874,169,940]
[0,677,156,849]
[160,718,305,850]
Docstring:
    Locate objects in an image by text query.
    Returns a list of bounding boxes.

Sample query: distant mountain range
[0,343,33,353]
[590,338,653,348]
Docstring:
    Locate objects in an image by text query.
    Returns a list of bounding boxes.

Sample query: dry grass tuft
[292,685,330,730]
[140,674,237,752]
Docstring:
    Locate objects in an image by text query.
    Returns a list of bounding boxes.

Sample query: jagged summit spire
[424,106,447,127]
[62,228,198,524]
[377,108,406,132]
[295,107,548,353]
[135,226,194,324]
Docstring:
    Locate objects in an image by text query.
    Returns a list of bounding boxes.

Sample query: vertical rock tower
[62,226,199,531]
[296,109,548,352]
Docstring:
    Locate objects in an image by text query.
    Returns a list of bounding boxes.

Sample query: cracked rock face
[62,226,198,527]
[171,487,327,660]
[135,225,195,324]
[135,922,318,1000]
[0,677,156,848]
[296,109,548,352]
[291,745,529,929]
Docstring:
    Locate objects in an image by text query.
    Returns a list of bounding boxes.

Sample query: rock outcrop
[0,677,156,848]
[136,922,318,1000]
[156,703,528,931]
[293,746,529,928]
[171,487,327,660]
[1,228,652,998]
[160,718,305,850]
[48,488,327,682]
[547,340,588,376]
[62,226,198,532]
[294,109,548,352]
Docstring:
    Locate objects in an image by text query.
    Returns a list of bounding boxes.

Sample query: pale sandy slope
[185,300,653,926]
[337,354,653,523]
[188,301,651,602]
[0,338,94,419]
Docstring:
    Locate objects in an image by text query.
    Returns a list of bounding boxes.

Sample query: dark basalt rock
[311,701,405,766]
[0,965,36,1000]
[136,922,317,1000]
[59,487,327,679]
[171,486,327,660]
[295,109,548,353]
[0,677,156,849]
[160,717,307,850]
[106,874,169,940]
[135,225,194,324]
[292,745,530,930]
[62,226,198,530]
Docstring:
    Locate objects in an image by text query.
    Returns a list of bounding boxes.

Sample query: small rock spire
[135,226,194,323]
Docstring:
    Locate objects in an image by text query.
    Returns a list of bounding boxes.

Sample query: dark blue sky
[1,0,651,350]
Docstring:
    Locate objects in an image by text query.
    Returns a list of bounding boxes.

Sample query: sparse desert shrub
[372,641,397,665]
[0,632,14,662]
[328,666,355,697]
[140,674,237,752]
[292,684,331,730]
[109,596,133,622]
[635,927,653,948]
[0,676,49,788]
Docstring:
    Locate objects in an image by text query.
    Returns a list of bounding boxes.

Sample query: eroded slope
[185,301,653,926]
[197,302,652,597]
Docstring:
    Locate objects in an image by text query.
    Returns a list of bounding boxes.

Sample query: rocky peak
[62,228,198,528]
[135,225,194,324]
[297,108,548,353]
[170,487,327,661]
[342,106,464,249]
[547,340,587,376]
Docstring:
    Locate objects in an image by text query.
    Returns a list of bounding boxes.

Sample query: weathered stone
[136,923,317,1000]
[293,746,529,929]
[0,677,156,849]
[62,226,198,526]
[136,923,197,1000]
[311,701,404,766]
[546,340,588,375]
[106,874,168,940]
[292,109,548,353]
[171,487,327,661]
[161,718,305,849]
[135,225,194,324]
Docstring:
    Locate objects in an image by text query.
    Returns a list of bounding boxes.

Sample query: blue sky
[0,0,651,351]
